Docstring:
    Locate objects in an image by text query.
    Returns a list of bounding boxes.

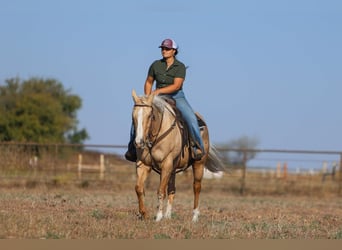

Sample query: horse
[131,89,223,222]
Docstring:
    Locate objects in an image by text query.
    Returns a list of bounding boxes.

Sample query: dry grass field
[0,159,341,239]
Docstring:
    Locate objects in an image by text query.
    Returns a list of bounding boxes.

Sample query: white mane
[152,95,176,116]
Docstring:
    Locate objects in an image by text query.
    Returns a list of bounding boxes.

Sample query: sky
[1,0,342,162]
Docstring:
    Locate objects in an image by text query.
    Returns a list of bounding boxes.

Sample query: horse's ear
[132,89,139,103]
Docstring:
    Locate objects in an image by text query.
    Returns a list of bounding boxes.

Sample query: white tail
[205,145,225,173]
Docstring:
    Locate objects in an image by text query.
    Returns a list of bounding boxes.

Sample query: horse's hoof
[136,213,145,220]
[192,208,200,222]
[155,212,163,222]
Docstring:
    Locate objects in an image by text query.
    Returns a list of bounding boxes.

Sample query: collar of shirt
[161,58,182,70]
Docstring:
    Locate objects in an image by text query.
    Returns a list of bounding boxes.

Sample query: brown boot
[124,141,137,162]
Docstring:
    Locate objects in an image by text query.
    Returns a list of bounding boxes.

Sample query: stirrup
[192,148,203,161]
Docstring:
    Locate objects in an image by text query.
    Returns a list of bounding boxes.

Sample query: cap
[158,39,178,49]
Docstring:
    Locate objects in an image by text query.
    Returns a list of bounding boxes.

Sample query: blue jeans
[165,90,204,152]
[129,90,204,152]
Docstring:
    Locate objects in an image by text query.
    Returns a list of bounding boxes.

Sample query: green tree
[0,77,89,143]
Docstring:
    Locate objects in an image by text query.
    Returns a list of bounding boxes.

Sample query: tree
[219,136,259,167]
[0,77,89,144]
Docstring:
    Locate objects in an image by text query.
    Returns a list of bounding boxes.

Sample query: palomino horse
[131,90,223,222]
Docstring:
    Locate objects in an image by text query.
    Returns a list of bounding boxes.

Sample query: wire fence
[0,142,341,196]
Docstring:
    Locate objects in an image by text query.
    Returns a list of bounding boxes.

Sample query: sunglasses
[161,47,172,51]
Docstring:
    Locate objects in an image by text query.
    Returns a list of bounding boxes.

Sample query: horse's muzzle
[134,139,146,150]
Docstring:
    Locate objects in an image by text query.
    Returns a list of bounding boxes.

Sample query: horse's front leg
[192,162,204,222]
[156,159,173,222]
[135,162,151,219]
[165,170,176,219]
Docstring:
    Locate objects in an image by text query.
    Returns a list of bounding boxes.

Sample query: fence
[0,142,341,196]
[66,154,106,180]
[215,147,342,195]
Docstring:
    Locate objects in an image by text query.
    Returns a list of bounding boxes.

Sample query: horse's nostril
[134,140,145,149]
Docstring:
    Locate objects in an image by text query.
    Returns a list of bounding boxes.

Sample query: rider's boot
[192,147,203,161]
[191,140,204,161]
[124,141,137,162]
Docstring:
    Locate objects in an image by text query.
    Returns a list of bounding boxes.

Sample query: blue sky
[1,0,342,156]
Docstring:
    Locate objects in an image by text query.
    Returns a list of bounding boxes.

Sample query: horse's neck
[151,104,175,137]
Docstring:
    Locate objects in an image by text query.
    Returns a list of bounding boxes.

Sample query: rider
[125,38,204,162]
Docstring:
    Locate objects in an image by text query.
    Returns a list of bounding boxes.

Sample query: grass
[0,149,341,239]
[0,186,341,239]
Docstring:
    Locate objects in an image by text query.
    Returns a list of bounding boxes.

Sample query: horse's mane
[152,95,176,116]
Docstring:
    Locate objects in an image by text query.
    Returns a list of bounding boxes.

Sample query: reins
[134,102,177,149]
[150,105,177,147]
[134,97,191,175]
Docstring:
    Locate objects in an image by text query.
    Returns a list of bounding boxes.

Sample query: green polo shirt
[148,58,186,89]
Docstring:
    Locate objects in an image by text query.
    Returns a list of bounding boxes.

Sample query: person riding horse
[125,38,204,162]
[130,89,223,222]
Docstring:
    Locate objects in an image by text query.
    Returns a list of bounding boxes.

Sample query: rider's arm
[152,77,184,95]
[144,75,154,95]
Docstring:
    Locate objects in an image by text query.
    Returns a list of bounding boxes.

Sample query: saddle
[161,96,206,158]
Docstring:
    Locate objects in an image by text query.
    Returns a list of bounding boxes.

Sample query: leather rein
[134,101,188,175]
[133,103,177,149]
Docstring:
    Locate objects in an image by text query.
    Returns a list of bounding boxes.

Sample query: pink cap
[159,39,178,49]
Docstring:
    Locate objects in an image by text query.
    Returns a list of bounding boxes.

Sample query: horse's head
[131,89,156,149]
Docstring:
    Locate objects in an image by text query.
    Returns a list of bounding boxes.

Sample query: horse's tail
[205,144,225,173]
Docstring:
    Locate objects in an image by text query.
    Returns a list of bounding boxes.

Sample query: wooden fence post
[54,144,58,176]
[78,154,82,179]
[77,154,105,180]
[240,150,247,195]
[322,161,328,174]
[322,161,330,183]
[99,154,105,180]
[283,162,288,181]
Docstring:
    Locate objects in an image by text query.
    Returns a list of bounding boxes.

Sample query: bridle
[133,98,184,174]
[133,102,176,150]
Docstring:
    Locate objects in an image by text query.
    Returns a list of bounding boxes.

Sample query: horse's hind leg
[135,163,151,219]
[192,162,204,222]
